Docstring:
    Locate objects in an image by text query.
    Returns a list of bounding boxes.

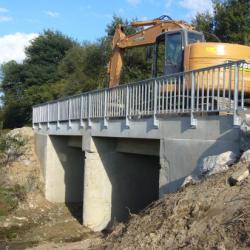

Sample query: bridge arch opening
[83,137,160,229]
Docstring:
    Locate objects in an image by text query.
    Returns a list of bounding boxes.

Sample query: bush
[0,131,27,166]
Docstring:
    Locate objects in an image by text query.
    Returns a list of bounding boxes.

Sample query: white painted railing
[33,60,247,129]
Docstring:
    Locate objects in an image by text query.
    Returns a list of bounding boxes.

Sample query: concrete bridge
[33,61,246,231]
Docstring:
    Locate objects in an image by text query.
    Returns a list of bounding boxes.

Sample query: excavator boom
[109,17,194,87]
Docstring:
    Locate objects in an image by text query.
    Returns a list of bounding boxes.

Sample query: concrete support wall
[159,130,239,197]
[83,137,159,231]
[35,134,84,203]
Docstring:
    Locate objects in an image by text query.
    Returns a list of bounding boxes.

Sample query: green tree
[192,0,250,45]
[1,30,77,128]
[214,0,250,44]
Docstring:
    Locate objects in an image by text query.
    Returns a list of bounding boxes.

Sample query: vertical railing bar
[223,66,226,99]
[126,85,130,127]
[241,63,245,109]
[182,76,185,112]
[153,80,159,127]
[191,71,197,127]
[206,70,209,111]
[166,79,169,112]
[170,78,173,112]
[211,69,215,111]
[47,103,50,128]
[157,80,160,113]
[228,65,232,100]
[201,72,204,112]
[217,68,220,111]
[88,93,92,127]
[147,82,149,115]
[160,80,163,113]
[233,63,240,126]
[68,98,71,128]
[80,95,84,127]
[186,75,189,111]
[178,76,181,112]
[138,84,141,115]
[103,89,108,127]
[174,78,177,112]
[196,72,199,111]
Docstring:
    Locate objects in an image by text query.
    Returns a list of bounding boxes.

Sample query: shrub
[0,131,27,166]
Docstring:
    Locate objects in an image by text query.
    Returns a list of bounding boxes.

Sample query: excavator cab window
[187,32,204,44]
[165,32,183,75]
[155,35,165,76]
[154,31,184,77]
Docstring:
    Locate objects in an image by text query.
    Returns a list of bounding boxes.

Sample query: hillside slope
[102,162,250,250]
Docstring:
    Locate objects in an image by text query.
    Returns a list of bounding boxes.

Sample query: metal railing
[33,60,247,129]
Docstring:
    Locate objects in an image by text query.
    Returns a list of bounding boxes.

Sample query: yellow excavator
[108,15,250,93]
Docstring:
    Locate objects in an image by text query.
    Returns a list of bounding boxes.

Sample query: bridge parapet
[33,60,246,130]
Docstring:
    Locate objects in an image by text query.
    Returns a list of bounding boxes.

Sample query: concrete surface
[34,114,241,231]
[83,137,159,231]
[35,134,84,203]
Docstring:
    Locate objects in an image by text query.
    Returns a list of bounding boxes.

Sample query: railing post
[88,93,92,127]
[80,95,84,128]
[125,85,130,128]
[38,106,41,129]
[68,99,72,128]
[57,102,60,129]
[32,108,35,129]
[190,71,197,128]
[47,103,50,129]
[233,63,241,126]
[153,80,159,128]
[104,89,108,127]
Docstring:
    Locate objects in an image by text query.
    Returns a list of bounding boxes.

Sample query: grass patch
[0,185,26,216]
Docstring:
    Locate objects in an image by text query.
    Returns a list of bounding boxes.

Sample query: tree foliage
[192,0,250,45]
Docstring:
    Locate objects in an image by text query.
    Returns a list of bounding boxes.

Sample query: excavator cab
[153,30,205,77]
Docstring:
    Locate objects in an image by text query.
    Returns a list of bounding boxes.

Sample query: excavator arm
[108,17,194,87]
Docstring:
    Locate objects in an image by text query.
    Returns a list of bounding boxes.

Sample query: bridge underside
[34,114,240,231]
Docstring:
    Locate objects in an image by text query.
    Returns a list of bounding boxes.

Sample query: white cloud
[0,33,39,64]
[127,0,141,7]
[179,0,213,16]
[0,16,12,22]
[0,7,8,13]
[45,11,60,18]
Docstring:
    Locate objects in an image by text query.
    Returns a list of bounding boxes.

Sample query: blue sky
[0,0,212,63]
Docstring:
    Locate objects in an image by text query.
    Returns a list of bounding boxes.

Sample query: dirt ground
[0,128,102,249]
[1,127,250,249]
[101,162,250,250]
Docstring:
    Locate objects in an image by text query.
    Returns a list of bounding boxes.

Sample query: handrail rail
[32,60,247,128]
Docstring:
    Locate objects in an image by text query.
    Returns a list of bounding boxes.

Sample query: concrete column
[83,149,112,231]
[35,134,84,203]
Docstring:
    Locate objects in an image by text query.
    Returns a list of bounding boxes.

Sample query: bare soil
[101,162,250,250]
[0,128,102,249]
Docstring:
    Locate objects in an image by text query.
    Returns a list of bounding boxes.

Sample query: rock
[181,175,199,187]
[199,151,237,177]
[229,167,250,186]
[240,149,250,163]
[240,114,250,151]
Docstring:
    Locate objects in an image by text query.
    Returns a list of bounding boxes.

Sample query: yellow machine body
[184,43,250,94]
